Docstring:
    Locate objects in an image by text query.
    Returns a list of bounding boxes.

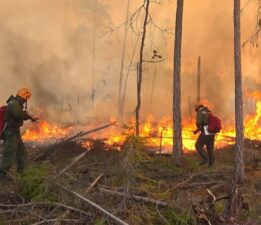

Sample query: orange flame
[23,91,261,152]
[23,121,73,142]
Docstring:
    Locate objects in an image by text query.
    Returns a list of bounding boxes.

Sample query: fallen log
[56,121,118,145]
[99,187,168,207]
[51,180,129,225]
[33,122,118,161]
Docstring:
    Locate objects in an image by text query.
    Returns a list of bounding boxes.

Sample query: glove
[193,130,199,135]
[30,116,39,123]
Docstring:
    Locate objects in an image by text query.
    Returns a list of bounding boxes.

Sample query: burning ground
[22,89,261,153]
[0,90,260,224]
[0,133,260,225]
[0,0,260,224]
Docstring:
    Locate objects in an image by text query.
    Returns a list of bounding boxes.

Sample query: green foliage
[215,201,226,214]
[17,163,55,201]
[122,135,152,167]
[94,218,106,225]
[0,216,5,225]
[155,208,194,225]
[121,135,153,184]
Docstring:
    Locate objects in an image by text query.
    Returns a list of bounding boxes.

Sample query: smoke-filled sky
[0,0,260,123]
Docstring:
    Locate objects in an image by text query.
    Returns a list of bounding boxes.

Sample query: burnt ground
[0,138,260,225]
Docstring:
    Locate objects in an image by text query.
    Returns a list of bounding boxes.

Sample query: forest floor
[0,137,260,225]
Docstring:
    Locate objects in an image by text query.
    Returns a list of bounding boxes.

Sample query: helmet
[17,88,32,100]
[195,104,204,112]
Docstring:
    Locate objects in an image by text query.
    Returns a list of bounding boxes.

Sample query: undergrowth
[154,208,194,225]
[17,163,56,202]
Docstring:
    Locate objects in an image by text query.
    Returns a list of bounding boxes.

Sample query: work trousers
[195,133,215,165]
[0,130,27,175]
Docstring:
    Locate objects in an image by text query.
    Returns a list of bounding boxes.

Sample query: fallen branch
[54,149,91,179]
[54,173,104,225]
[0,202,90,217]
[33,122,118,161]
[185,181,223,189]
[51,180,129,225]
[30,219,83,225]
[99,187,168,207]
[84,173,104,195]
[56,122,118,145]
[172,173,202,190]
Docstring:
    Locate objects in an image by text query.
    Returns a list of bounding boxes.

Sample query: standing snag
[173,0,184,165]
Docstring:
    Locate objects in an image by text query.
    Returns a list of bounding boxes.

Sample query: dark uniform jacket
[4,95,30,132]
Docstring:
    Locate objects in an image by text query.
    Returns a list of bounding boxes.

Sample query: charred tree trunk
[173,0,184,165]
[135,0,150,136]
[118,0,130,118]
[197,56,201,104]
[225,0,244,221]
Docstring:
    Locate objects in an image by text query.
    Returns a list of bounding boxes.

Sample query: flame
[23,90,261,152]
[245,100,261,139]
[23,121,73,142]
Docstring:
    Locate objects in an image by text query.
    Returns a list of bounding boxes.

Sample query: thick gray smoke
[0,0,260,125]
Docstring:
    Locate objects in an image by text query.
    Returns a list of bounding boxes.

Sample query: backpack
[207,112,222,133]
[0,106,7,139]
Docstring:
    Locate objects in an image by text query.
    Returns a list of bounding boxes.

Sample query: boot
[199,160,209,166]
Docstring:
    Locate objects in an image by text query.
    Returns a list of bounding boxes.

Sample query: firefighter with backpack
[193,104,222,167]
[0,88,38,179]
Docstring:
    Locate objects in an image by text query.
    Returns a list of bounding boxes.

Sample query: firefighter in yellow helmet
[0,88,38,179]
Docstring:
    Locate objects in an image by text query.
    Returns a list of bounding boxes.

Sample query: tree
[225,0,245,221]
[173,0,184,165]
[76,0,112,105]
[135,0,150,136]
[234,0,244,184]
[118,0,130,118]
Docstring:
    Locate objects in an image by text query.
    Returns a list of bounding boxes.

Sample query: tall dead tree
[173,0,184,165]
[91,0,98,106]
[118,0,130,118]
[135,0,150,136]
[149,64,157,113]
[234,0,244,183]
[225,0,245,221]
[197,56,201,104]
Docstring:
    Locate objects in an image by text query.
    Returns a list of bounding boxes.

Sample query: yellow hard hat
[17,88,32,100]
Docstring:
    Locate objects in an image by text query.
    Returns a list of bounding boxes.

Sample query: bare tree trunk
[91,0,98,106]
[225,0,244,221]
[149,64,157,113]
[197,56,201,104]
[234,0,244,183]
[188,96,192,118]
[118,0,130,118]
[173,0,184,165]
[135,0,150,136]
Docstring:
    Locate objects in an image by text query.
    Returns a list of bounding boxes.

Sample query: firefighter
[0,88,37,179]
[193,104,216,167]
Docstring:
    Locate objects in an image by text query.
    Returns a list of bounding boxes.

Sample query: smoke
[0,0,260,124]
